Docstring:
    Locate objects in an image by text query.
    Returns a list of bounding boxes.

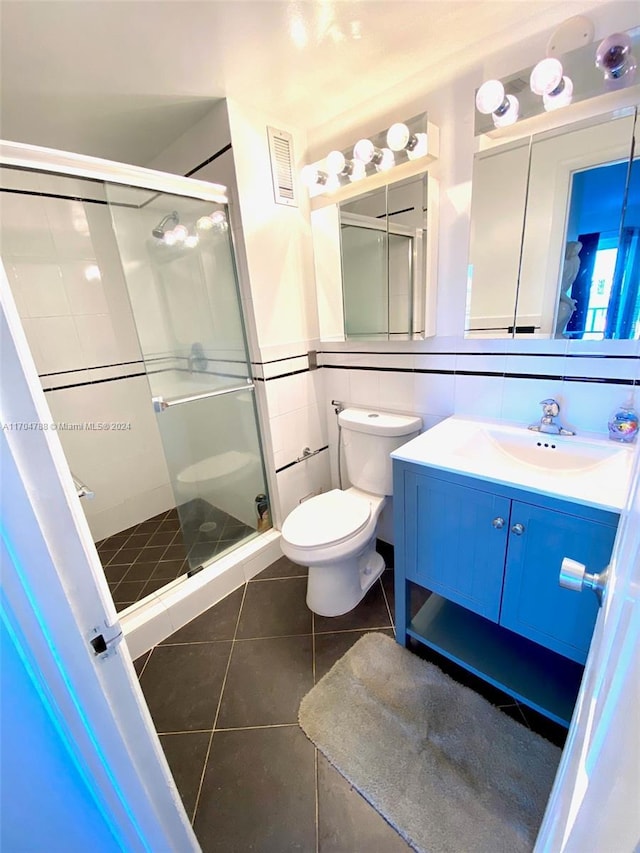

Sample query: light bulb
[407,133,428,160]
[377,148,395,171]
[544,76,574,110]
[185,234,199,248]
[301,164,328,187]
[492,95,519,127]
[386,122,411,151]
[325,150,346,175]
[197,215,214,230]
[475,79,506,114]
[353,138,375,164]
[209,211,226,227]
[164,230,178,247]
[349,160,366,182]
[530,57,563,95]
[596,32,637,81]
[173,224,188,243]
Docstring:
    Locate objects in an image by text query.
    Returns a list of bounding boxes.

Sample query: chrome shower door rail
[152,381,255,413]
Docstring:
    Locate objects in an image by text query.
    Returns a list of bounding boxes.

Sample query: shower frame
[0,139,281,653]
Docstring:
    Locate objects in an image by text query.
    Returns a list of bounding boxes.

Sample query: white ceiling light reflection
[83,264,101,282]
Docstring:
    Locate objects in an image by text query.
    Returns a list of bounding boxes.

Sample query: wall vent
[267,126,297,207]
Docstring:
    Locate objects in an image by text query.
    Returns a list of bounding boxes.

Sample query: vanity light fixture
[596,32,637,84]
[530,58,574,110]
[325,150,365,181]
[301,164,330,187]
[353,138,395,171]
[475,79,520,128]
[386,123,429,160]
[300,112,438,199]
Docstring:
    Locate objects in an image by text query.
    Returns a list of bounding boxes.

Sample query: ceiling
[0,0,622,166]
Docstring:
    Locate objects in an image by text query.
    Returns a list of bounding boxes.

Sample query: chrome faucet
[528,399,575,436]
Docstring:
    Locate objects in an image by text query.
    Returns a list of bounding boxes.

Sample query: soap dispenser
[608,398,639,443]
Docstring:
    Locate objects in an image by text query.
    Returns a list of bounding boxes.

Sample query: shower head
[152,210,179,239]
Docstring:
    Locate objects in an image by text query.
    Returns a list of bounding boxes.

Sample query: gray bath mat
[299,632,560,853]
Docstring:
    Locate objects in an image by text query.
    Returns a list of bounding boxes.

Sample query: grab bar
[72,474,94,500]
[295,446,326,463]
[152,381,254,412]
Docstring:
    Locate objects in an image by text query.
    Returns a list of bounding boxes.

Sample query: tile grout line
[380,574,395,630]
[136,648,154,680]
[314,747,320,853]
[312,610,319,853]
[214,723,298,733]
[190,581,248,825]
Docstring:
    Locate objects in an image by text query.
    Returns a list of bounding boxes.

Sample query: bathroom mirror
[466,106,639,339]
[312,171,438,341]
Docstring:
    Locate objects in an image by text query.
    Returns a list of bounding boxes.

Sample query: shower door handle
[72,473,94,500]
[152,380,254,412]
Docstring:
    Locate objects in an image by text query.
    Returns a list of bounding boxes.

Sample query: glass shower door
[107,185,269,573]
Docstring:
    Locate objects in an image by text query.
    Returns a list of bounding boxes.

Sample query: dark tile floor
[96,503,254,611]
[134,547,567,853]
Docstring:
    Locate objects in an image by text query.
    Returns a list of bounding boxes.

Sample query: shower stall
[0,141,271,612]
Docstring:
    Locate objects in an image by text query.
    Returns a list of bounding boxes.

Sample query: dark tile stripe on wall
[184,143,233,179]
[275,446,329,474]
[319,349,640,360]
[42,371,147,393]
[322,363,636,386]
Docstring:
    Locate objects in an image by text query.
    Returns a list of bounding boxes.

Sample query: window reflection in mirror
[339,174,426,340]
[466,107,639,341]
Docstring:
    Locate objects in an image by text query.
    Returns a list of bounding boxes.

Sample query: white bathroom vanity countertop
[391,415,636,513]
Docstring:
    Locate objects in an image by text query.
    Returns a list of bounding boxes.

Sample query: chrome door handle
[72,473,94,500]
[152,380,254,412]
[492,517,505,529]
[559,557,609,606]
[511,523,525,536]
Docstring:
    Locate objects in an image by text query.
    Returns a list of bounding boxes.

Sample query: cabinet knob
[511,523,525,535]
[492,517,505,529]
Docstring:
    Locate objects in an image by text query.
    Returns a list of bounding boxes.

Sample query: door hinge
[89,621,123,658]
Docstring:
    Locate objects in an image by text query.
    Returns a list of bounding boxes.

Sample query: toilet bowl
[281,487,386,616]
[280,407,422,616]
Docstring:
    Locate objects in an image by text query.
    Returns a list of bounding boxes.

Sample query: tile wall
[0,168,174,542]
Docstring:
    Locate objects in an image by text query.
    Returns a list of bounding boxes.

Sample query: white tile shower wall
[45,376,174,542]
[0,175,175,541]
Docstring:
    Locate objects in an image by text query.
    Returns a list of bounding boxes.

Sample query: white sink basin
[391,415,635,511]
[456,425,625,473]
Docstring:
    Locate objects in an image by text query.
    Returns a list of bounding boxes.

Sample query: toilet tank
[338,408,422,495]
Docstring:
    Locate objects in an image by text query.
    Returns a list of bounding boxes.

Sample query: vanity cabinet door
[405,470,510,622]
[500,501,616,664]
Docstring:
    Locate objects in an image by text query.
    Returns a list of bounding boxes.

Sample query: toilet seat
[282,489,371,550]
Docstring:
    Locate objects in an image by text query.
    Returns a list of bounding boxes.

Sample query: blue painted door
[500,501,616,664]
[405,471,510,622]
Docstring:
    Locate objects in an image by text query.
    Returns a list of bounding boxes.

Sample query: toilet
[280,408,422,616]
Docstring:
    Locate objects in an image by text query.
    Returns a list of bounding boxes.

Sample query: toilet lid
[282,489,371,549]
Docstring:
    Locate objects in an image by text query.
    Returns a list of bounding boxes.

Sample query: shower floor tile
[95,504,256,613]
[134,541,567,851]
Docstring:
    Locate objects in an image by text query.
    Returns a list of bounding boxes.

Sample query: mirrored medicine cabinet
[311,170,438,342]
[466,104,640,341]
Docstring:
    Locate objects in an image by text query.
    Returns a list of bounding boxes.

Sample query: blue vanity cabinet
[403,468,510,621]
[393,459,620,724]
[500,501,616,664]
